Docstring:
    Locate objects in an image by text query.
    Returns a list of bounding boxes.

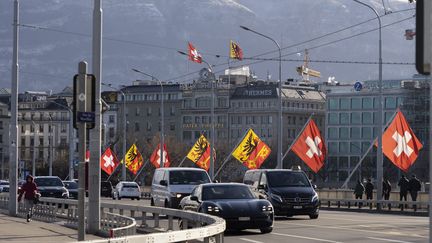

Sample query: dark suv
[34,176,69,199]
[244,169,319,219]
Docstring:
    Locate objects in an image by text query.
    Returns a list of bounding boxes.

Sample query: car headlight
[62,188,69,198]
[270,193,283,203]
[170,192,182,198]
[262,205,273,212]
[207,205,220,213]
[311,193,318,202]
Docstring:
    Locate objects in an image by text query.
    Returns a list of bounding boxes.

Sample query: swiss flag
[378,111,423,172]
[188,42,202,63]
[291,119,326,173]
[150,144,171,168]
[100,148,120,175]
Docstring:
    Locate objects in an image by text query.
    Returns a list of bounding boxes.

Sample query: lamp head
[240,25,250,31]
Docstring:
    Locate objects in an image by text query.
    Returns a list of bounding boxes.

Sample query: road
[101,198,428,243]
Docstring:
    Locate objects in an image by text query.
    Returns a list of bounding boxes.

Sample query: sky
[0,0,417,93]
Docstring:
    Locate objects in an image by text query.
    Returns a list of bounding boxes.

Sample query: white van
[151,168,211,208]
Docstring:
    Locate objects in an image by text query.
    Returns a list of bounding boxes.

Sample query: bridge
[0,190,428,243]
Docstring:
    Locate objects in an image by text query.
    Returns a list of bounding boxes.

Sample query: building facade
[325,78,430,186]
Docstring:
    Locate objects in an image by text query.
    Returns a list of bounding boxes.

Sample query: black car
[244,169,319,219]
[180,183,274,233]
[63,181,78,199]
[34,176,69,198]
[101,181,113,197]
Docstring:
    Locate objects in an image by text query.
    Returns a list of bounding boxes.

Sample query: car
[112,181,141,200]
[180,183,274,233]
[63,181,78,199]
[34,176,69,199]
[244,169,319,219]
[0,180,9,193]
[151,168,212,209]
[101,181,113,197]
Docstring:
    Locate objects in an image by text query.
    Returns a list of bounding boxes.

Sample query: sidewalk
[0,213,101,243]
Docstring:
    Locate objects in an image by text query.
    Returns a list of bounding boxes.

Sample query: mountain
[0,0,416,92]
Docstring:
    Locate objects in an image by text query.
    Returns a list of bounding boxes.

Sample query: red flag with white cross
[378,111,423,172]
[291,119,326,173]
[150,144,171,168]
[100,148,120,175]
[188,42,202,63]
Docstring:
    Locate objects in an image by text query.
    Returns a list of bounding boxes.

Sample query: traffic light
[416,0,431,75]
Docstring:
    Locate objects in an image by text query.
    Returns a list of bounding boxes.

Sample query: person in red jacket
[18,175,38,222]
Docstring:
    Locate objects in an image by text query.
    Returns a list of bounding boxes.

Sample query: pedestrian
[353,179,365,207]
[365,178,374,200]
[408,174,421,210]
[18,175,38,222]
[383,179,391,200]
[398,175,409,208]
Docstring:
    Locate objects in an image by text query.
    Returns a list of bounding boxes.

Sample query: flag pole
[341,110,398,189]
[282,113,314,161]
[133,159,149,182]
[106,164,120,181]
[213,128,249,180]
[177,155,188,167]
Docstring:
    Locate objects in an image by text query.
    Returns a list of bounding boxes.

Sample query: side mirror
[213,179,219,183]
[190,196,199,201]
[160,180,168,186]
[313,184,317,189]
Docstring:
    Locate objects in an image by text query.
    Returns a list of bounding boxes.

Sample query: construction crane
[296,49,321,82]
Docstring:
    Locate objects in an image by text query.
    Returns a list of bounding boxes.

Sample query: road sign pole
[76,61,88,241]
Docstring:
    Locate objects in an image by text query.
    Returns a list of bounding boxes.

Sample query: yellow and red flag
[375,111,423,172]
[122,144,144,175]
[232,129,271,169]
[187,135,212,171]
[230,40,243,60]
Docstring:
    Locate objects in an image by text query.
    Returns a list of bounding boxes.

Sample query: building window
[328,113,338,125]
[30,125,35,133]
[0,121,3,130]
[147,107,152,116]
[350,142,361,154]
[21,138,25,147]
[328,127,338,139]
[170,124,175,131]
[109,127,115,138]
[328,142,338,154]
[147,122,152,131]
[362,112,373,124]
[339,142,349,153]
[351,98,362,109]
[109,115,115,123]
[350,127,361,139]
[21,125,25,133]
[337,98,348,109]
[170,106,175,116]
[362,127,372,139]
[61,124,67,133]
[340,113,349,124]
[339,127,349,139]
[328,98,339,110]
[135,122,140,132]
[362,97,373,109]
[195,116,201,124]
[385,97,397,109]
[196,97,210,108]
[39,124,44,133]
[183,116,192,124]
[39,138,44,146]
[351,112,361,124]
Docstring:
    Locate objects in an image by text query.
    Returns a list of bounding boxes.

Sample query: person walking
[408,174,421,210]
[353,179,365,207]
[18,175,38,222]
[365,178,374,200]
[398,175,409,208]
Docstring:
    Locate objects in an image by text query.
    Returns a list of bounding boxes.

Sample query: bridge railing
[320,198,429,213]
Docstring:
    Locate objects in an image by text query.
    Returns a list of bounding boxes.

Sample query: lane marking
[238,238,264,243]
[276,222,428,239]
[271,232,342,243]
[367,237,414,243]
[320,216,427,224]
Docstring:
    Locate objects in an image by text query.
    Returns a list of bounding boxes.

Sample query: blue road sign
[77,111,95,123]
[354,82,363,91]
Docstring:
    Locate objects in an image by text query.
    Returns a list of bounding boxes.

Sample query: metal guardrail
[320,198,429,213]
[1,195,226,243]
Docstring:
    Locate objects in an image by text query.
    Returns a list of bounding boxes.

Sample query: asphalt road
[102,198,428,243]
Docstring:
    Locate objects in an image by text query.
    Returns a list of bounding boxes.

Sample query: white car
[112,181,141,200]
[0,180,9,193]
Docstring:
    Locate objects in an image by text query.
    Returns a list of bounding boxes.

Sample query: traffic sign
[354,82,363,91]
[77,112,95,123]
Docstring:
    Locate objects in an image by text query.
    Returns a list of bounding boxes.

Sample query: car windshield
[202,185,255,200]
[64,182,78,189]
[267,171,311,187]
[0,182,8,186]
[169,171,211,185]
[34,177,64,187]
[122,183,138,188]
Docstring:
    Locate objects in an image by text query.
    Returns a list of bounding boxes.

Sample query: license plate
[293,206,303,209]
[238,217,250,221]
[127,189,134,192]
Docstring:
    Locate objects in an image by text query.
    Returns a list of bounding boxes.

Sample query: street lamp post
[31,121,37,176]
[102,83,127,181]
[48,114,53,176]
[352,0,383,210]
[132,69,164,168]
[240,26,283,169]
[177,51,216,178]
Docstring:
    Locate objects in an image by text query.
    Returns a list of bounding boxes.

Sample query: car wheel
[260,227,273,234]
[137,197,141,201]
[309,213,319,219]
[118,196,121,200]
[131,198,135,200]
